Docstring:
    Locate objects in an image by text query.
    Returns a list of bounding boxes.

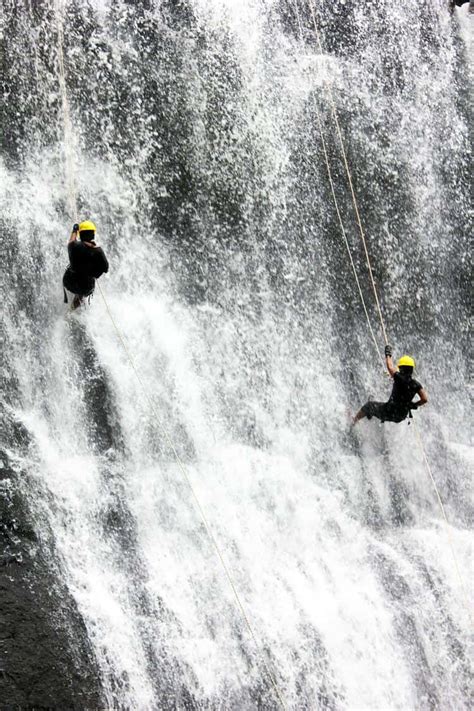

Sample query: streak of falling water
[1,0,471,708]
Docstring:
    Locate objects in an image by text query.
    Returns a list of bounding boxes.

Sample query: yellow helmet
[78,220,96,233]
[398,355,415,369]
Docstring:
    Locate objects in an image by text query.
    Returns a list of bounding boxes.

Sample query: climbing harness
[300,0,472,621]
[54,3,286,706]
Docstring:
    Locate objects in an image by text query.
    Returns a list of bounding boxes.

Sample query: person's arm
[411,388,428,409]
[91,246,109,273]
[68,223,79,244]
[384,344,397,377]
[418,389,428,406]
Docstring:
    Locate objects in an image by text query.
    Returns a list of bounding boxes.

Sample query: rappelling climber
[352,346,428,426]
[63,221,109,309]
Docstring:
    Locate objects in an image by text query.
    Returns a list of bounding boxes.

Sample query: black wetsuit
[63,241,109,298]
[361,372,423,423]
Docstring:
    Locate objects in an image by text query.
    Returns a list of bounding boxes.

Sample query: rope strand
[306,0,389,345]
[304,0,471,622]
[412,422,472,621]
[97,284,287,706]
[54,1,470,695]
[55,0,77,219]
[54,3,286,704]
[291,0,385,369]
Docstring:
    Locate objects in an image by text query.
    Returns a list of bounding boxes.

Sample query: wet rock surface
[0,412,103,710]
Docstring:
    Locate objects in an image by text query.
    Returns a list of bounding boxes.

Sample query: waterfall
[1,1,471,708]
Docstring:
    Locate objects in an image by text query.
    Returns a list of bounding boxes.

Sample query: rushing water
[1,1,472,708]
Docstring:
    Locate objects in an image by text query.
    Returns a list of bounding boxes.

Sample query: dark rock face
[0,410,103,710]
[0,1,471,708]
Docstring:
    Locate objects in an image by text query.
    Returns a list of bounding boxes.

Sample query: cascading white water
[1,1,471,708]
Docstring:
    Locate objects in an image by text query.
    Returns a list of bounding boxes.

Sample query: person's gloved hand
[384,344,392,357]
[409,402,419,410]
[73,223,79,232]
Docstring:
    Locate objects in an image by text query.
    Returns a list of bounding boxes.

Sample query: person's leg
[353,401,386,425]
[63,270,94,308]
[352,408,366,425]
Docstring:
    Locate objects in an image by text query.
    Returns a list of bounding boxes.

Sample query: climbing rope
[54,3,286,706]
[290,0,385,369]
[305,0,389,347]
[55,0,77,220]
[97,284,288,703]
[302,0,471,621]
[412,422,472,618]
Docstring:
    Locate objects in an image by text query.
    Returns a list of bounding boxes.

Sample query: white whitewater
[1,1,471,708]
